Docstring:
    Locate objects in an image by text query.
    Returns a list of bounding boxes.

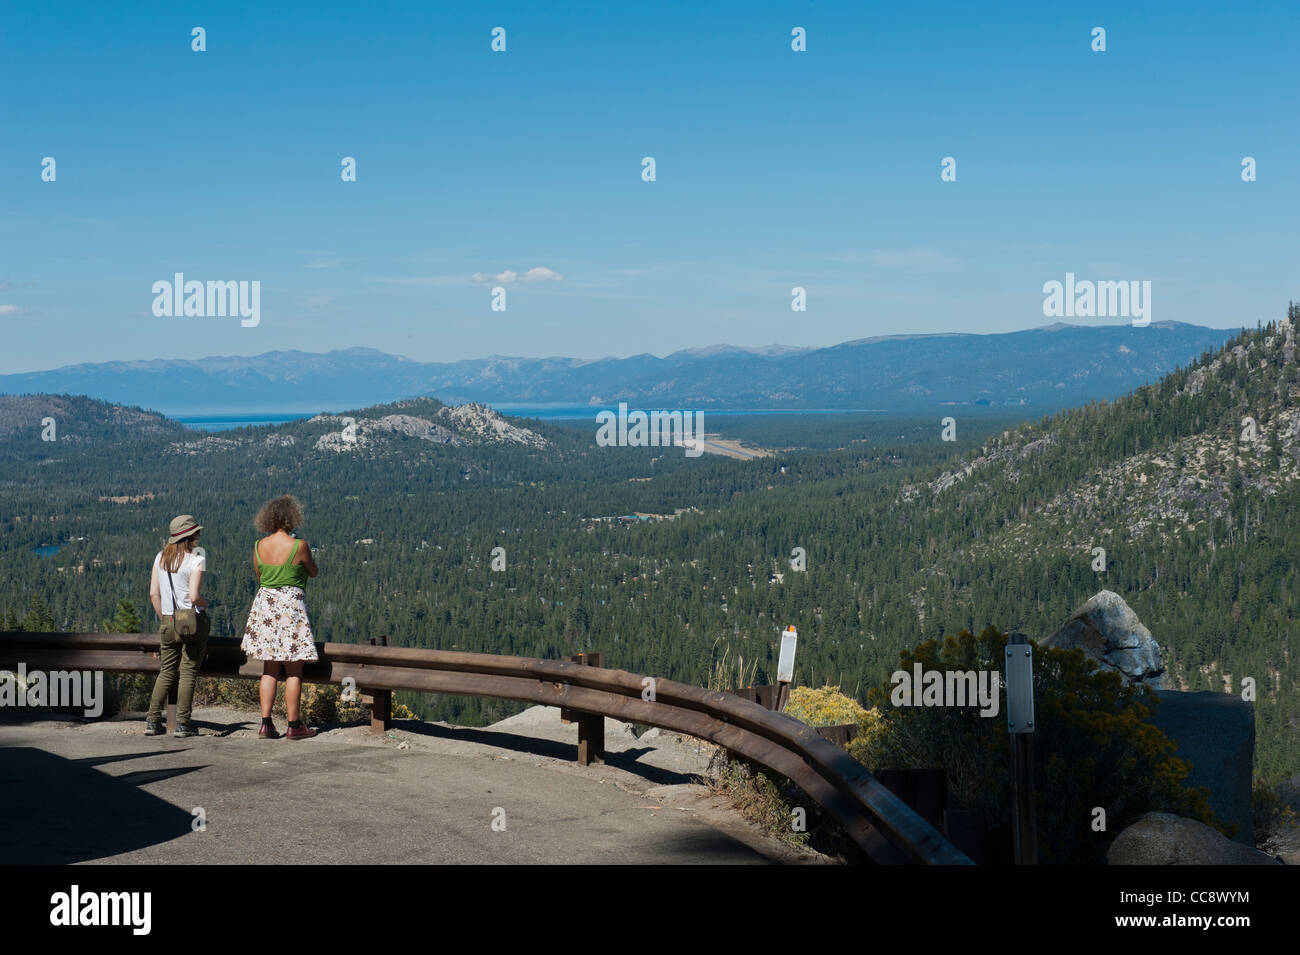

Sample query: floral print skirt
[240,586,319,662]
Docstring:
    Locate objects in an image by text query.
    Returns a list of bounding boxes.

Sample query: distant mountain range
[0,322,1240,416]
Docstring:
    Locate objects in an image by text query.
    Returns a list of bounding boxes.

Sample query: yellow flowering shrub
[786,685,866,726]
[391,698,417,720]
[786,685,886,755]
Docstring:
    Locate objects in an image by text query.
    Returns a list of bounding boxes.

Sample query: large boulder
[1043,591,1164,686]
[1108,812,1281,865]
[1149,690,1255,845]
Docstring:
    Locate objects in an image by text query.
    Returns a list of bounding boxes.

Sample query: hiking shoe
[144,720,165,736]
[174,722,198,739]
[258,722,281,739]
[286,724,318,740]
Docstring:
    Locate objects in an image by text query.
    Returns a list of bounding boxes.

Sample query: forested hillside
[2,311,1297,785]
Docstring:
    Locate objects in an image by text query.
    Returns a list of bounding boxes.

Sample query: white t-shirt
[155,550,207,614]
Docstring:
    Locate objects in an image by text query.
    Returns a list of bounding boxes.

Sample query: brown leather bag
[166,568,198,637]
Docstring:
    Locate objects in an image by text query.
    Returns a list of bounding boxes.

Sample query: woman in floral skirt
[241,494,320,739]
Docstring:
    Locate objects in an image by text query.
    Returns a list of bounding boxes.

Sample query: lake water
[32,543,64,557]
[175,406,883,431]
[176,413,312,432]
[489,405,885,421]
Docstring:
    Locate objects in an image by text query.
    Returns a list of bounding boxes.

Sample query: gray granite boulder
[1108,812,1281,864]
[1044,591,1164,686]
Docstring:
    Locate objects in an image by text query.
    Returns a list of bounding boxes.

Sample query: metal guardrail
[0,631,974,865]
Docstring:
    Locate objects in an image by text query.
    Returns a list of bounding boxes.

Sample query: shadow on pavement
[0,746,202,863]
[633,827,777,864]
[386,720,702,787]
[191,717,254,738]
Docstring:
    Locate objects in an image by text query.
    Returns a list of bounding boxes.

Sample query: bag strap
[165,566,180,613]
[163,552,190,613]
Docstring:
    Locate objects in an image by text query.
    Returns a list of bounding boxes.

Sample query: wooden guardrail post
[560,652,605,765]
[366,635,391,733]
[878,768,948,831]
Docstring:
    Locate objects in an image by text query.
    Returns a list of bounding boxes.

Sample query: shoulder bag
[166,563,198,637]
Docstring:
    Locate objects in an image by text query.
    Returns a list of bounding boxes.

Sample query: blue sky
[2,0,1296,374]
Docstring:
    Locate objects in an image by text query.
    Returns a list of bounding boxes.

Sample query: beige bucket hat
[167,514,203,544]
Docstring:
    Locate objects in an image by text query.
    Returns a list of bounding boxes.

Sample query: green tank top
[256,539,309,589]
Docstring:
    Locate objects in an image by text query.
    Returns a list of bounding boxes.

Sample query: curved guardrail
[0,631,973,865]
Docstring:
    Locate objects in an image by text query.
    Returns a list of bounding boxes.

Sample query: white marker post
[776,626,798,711]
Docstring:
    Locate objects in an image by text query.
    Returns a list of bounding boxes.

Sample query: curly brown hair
[255,494,304,534]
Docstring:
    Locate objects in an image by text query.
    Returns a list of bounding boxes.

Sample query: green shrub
[709,758,811,850]
[851,625,1227,864]
[1253,778,1299,854]
[193,677,262,710]
[104,672,153,714]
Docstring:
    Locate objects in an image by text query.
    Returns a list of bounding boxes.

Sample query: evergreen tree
[20,596,55,633]
[102,599,142,634]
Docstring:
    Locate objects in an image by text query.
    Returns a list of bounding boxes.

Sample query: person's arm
[189,569,208,609]
[149,560,163,618]
[297,540,319,578]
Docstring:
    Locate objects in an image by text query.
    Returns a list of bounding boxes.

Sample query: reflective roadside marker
[1005,643,1034,734]
[778,626,798,684]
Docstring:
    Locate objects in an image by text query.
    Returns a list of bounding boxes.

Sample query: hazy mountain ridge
[0,322,1240,415]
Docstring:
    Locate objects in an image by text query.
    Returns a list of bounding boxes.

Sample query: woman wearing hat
[241,494,320,739]
[146,515,209,738]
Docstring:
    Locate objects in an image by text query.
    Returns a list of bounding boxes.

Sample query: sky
[2,0,1296,374]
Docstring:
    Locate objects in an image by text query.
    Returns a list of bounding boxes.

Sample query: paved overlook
[0,705,827,865]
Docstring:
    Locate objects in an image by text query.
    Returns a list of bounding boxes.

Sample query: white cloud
[472,269,518,284]
[371,267,566,287]
[0,305,19,315]
[303,258,342,270]
[520,266,564,282]
[471,267,565,284]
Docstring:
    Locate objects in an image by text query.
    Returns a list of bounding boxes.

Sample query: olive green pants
[147,612,210,725]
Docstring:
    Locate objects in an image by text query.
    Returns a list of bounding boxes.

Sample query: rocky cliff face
[314,413,461,451]
[434,402,548,449]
